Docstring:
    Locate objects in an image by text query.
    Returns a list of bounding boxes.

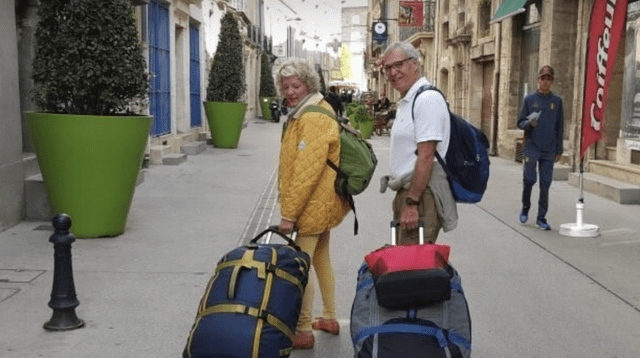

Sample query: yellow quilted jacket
[279,93,350,235]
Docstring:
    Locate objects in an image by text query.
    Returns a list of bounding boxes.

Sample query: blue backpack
[412,85,490,203]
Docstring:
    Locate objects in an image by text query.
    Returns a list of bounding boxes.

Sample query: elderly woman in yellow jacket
[276,59,350,349]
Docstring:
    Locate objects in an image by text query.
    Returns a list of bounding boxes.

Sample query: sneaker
[312,317,340,335]
[536,219,551,230]
[292,330,315,349]
[519,209,529,223]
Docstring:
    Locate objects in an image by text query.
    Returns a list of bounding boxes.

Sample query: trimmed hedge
[259,53,276,98]
[31,0,148,115]
[206,12,245,103]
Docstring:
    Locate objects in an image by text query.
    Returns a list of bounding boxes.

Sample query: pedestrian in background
[517,65,564,230]
[325,85,342,117]
[375,93,390,112]
[275,59,350,349]
[380,41,457,244]
[340,90,348,114]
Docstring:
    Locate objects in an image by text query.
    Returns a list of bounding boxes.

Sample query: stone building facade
[341,6,369,91]
[494,0,640,193]
[365,0,640,201]
[0,1,25,232]
[0,0,270,233]
[146,0,265,157]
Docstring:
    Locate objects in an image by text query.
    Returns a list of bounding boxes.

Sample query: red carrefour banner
[399,1,423,27]
[581,0,628,158]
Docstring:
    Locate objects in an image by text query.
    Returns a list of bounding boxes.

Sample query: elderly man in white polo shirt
[381,41,457,244]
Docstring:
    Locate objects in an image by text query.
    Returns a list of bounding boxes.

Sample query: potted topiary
[204,11,247,148]
[259,52,277,121]
[358,113,375,139]
[346,101,360,127]
[346,101,374,138]
[26,0,151,238]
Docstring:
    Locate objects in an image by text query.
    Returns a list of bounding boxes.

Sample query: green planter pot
[260,97,273,121]
[359,121,374,139]
[26,112,152,238]
[204,101,247,148]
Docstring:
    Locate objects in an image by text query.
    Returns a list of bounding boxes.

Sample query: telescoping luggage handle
[390,220,425,245]
[251,225,299,248]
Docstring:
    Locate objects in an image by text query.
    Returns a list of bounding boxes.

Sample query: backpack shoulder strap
[301,105,336,120]
[304,105,363,235]
[302,105,340,168]
[410,85,450,170]
[302,104,360,234]
[410,85,450,120]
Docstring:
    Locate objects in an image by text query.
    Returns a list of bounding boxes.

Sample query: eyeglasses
[383,57,414,73]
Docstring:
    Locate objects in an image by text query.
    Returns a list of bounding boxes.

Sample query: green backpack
[302,105,378,234]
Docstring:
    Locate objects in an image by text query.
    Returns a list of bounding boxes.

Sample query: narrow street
[282,135,640,358]
[1,120,639,357]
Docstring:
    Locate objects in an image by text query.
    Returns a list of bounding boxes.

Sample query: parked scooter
[269,100,280,123]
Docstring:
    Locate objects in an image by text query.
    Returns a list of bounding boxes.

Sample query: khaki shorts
[392,188,442,245]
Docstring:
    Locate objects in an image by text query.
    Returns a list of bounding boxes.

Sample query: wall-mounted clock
[374,21,387,35]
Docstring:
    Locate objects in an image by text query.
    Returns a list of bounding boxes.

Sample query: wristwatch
[404,196,420,206]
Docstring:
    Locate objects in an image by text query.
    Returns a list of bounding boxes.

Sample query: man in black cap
[517,65,564,230]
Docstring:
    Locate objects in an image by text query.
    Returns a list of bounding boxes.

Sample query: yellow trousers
[295,231,336,332]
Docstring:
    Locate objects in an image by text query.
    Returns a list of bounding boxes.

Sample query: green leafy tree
[207,12,246,102]
[339,44,354,81]
[31,0,148,115]
[259,53,276,98]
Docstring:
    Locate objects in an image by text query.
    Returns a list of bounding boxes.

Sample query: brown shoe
[311,317,340,335]
[292,330,315,349]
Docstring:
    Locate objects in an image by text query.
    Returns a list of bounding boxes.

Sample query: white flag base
[559,202,599,238]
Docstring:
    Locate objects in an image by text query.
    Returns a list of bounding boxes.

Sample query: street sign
[372,21,388,42]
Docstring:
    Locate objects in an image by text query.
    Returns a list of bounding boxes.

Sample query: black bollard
[43,214,85,331]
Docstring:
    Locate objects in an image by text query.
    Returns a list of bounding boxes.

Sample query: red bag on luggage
[365,221,453,309]
[365,243,450,277]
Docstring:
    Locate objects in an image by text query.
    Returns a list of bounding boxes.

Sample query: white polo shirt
[389,78,450,178]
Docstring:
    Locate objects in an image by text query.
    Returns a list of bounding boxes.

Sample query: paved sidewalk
[1,117,640,358]
[0,118,285,358]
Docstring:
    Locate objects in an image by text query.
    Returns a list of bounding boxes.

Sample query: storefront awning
[490,0,529,24]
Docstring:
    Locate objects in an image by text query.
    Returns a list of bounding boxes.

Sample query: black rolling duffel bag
[183,227,310,358]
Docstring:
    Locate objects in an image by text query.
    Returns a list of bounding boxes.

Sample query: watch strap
[404,196,420,206]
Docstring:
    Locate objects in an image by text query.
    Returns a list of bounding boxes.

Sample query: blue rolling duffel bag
[183,227,310,358]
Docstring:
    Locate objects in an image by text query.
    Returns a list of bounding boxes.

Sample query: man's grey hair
[383,42,421,62]
[275,59,321,96]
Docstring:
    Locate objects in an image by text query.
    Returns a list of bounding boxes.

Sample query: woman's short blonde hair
[275,59,321,96]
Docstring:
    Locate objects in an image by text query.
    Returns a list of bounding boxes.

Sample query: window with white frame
[226,0,244,11]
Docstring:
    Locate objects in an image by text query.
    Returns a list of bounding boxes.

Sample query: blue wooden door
[149,1,171,136]
[189,25,202,128]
